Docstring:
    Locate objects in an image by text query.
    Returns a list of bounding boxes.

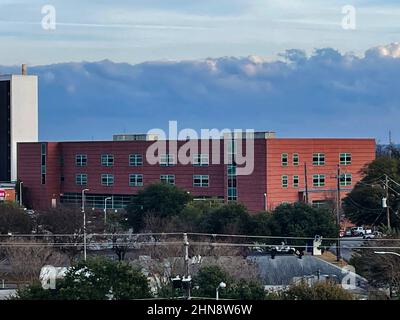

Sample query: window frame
[129,154,143,167]
[129,174,143,187]
[75,154,87,167]
[160,154,175,167]
[281,153,288,167]
[101,173,114,186]
[160,174,175,185]
[293,153,299,166]
[101,154,114,167]
[312,153,325,166]
[340,173,352,186]
[312,174,326,187]
[193,175,209,187]
[293,175,299,188]
[340,153,352,165]
[76,173,88,186]
[282,175,289,188]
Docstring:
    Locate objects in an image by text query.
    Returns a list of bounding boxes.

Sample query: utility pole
[183,233,191,300]
[82,189,89,261]
[336,165,341,262]
[304,163,309,204]
[385,175,391,231]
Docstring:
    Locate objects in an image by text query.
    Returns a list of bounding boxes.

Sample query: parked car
[351,227,372,236]
[363,231,383,240]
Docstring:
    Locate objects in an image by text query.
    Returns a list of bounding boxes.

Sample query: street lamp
[81,188,90,261]
[104,197,112,226]
[374,251,400,257]
[216,282,226,301]
[19,181,23,206]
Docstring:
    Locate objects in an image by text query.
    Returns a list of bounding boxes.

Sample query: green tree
[199,203,251,234]
[0,202,32,234]
[126,183,192,232]
[343,157,400,228]
[16,257,152,300]
[192,265,265,300]
[350,237,400,298]
[282,281,354,300]
[271,202,338,238]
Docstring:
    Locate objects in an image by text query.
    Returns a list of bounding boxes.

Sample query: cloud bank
[1,43,400,142]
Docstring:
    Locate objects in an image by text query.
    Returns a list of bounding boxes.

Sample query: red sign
[0,190,5,198]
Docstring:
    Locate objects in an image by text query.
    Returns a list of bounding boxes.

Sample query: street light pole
[374,251,400,257]
[104,197,112,227]
[19,181,23,206]
[82,188,89,261]
[216,282,226,301]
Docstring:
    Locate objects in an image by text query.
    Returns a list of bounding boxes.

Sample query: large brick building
[17,133,375,212]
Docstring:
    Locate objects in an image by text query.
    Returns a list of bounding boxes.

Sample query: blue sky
[0,1,400,142]
[1,0,400,65]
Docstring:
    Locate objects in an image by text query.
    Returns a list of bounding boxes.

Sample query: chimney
[21,64,27,75]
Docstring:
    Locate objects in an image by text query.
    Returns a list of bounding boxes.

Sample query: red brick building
[17,134,375,212]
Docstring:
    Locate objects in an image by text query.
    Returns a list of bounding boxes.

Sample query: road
[331,237,364,262]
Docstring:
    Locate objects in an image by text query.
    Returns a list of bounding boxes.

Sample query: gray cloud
[1,43,399,143]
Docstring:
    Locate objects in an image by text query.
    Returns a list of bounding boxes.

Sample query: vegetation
[350,237,400,299]
[0,202,32,234]
[280,281,354,300]
[15,257,152,300]
[191,265,265,300]
[343,153,400,229]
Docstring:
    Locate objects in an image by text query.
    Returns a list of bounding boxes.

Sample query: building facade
[17,135,375,212]
[0,72,38,183]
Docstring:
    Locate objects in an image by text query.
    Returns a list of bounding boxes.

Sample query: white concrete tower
[0,65,38,182]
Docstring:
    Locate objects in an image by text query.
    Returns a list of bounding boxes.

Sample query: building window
[76,174,88,186]
[227,165,236,176]
[129,154,143,166]
[101,174,114,186]
[293,153,299,166]
[228,187,237,201]
[160,154,175,167]
[340,173,352,186]
[160,174,175,185]
[76,154,87,167]
[193,175,209,187]
[41,143,46,185]
[293,175,299,188]
[129,174,143,187]
[313,174,325,187]
[228,140,237,156]
[340,153,352,165]
[101,154,114,167]
[282,175,288,188]
[193,154,209,167]
[281,153,288,166]
[312,153,325,166]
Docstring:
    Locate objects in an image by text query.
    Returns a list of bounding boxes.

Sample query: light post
[216,282,226,301]
[82,188,89,261]
[104,197,112,227]
[374,251,400,257]
[19,181,23,206]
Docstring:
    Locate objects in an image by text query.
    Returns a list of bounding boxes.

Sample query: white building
[0,67,38,183]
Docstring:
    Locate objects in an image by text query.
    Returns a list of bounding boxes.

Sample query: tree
[1,242,68,283]
[271,202,338,238]
[0,202,32,234]
[350,238,400,298]
[15,257,152,300]
[192,265,265,300]
[37,207,84,260]
[343,157,400,228]
[199,203,251,234]
[281,281,354,300]
[126,183,192,232]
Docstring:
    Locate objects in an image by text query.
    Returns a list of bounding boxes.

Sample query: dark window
[101,154,114,167]
[76,154,87,167]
